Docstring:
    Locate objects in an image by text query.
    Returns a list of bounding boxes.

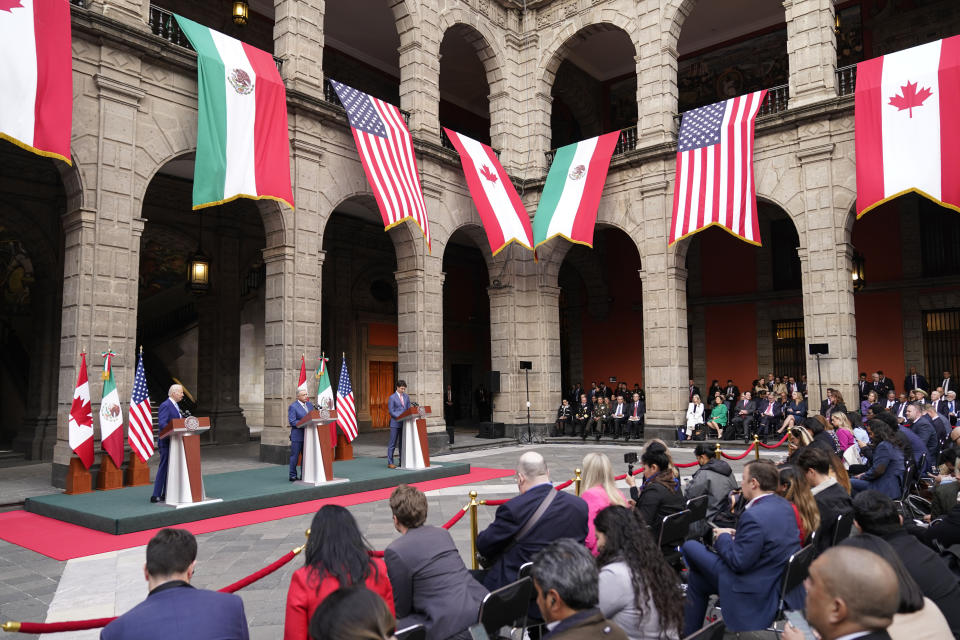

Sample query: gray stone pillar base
[259,443,290,466]
[207,410,249,445]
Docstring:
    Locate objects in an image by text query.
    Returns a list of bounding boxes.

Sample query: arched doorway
[439,24,492,145]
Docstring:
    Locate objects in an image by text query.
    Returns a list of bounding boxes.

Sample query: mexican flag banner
[174,14,294,210]
[533,131,620,250]
[99,351,125,468]
[315,355,334,411]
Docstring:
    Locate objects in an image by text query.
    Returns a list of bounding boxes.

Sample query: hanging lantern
[851,252,866,292]
[188,249,211,293]
[232,0,249,26]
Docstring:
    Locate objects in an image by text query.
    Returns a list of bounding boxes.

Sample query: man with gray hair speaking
[151,384,184,503]
[531,539,627,640]
[475,451,588,593]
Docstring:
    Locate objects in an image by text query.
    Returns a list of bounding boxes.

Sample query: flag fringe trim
[491,236,535,257]
[383,216,432,253]
[533,231,595,252]
[856,187,960,219]
[0,133,71,165]
[191,192,294,212]
[668,220,762,247]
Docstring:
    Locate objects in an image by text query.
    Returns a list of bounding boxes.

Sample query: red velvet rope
[4,548,302,633]
[759,432,791,449]
[553,479,574,490]
[674,460,699,468]
[218,550,297,593]
[483,498,509,506]
[481,477,576,507]
[720,442,757,460]
[614,467,645,481]
[442,507,468,529]
[369,550,385,558]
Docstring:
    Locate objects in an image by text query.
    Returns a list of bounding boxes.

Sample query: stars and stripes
[336,355,358,442]
[669,90,766,246]
[128,350,154,463]
[329,80,431,250]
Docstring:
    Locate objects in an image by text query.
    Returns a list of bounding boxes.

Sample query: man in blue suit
[287,388,314,481]
[476,451,589,593]
[387,379,410,468]
[681,459,801,635]
[151,384,183,503]
[101,528,248,640]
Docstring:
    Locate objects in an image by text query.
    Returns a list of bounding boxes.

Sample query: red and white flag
[0,0,72,163]
[669,91,766,246]
[443,128,534,256]
[855,35,960,217]
[128,349,154,462]
[336,355,358,442]
[297,355,307,393]
[68,353,94,469]
[330,80,431,250]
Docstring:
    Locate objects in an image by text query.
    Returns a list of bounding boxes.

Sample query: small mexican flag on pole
[315,353,334,410]
[99,349,125,468]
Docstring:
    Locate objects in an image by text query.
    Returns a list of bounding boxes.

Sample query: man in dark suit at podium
[151,384,184,503]
[287,388,314,481]
[101,528,249,640]
[387,380,410,469]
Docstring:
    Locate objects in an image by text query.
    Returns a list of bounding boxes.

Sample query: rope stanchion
[759,432,791,449]
[753,435,761,460]
[468,490,480,570]
[574,468,582,496]
[719,442,757,461]
[2,540,308,634]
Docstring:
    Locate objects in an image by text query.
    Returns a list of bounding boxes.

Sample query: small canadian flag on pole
[68,352,94,469]
[297,354,308,393]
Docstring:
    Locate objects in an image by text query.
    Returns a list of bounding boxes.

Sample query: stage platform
[24,458,470,535]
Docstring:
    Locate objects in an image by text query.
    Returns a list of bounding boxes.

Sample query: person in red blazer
[284,505,395,640]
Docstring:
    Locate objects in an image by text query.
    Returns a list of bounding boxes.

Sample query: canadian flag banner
[0,0,72,163]
[855,35,960,217]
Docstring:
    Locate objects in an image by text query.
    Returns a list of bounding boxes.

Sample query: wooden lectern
[397,405,432,469]
[297,408,341,485]
[159,416,220,508]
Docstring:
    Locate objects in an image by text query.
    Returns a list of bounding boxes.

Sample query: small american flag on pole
[669,90,766,246]
[336,354,358,442]
[330,80,431,250]
[127,349,154,462]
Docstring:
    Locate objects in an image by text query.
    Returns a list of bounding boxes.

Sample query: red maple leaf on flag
[70,396,92,427]
[888,80,933,118]
[0,0,24,12]
[480,165,498,183]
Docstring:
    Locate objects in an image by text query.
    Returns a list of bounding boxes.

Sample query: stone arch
[55,154,84,213]
[664,0,699,56]
[439,221,496,275]
[320,192,423,271]
[437,16,505,89]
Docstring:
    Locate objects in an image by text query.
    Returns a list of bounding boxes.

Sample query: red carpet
[0,467,513,561]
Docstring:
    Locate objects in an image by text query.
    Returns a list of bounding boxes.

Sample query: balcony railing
[439,128,500,158]
[836,64,857,97]
[758,85,789,117]
[69,0,84,6]
[147,5,283,72]
[545,124,638,165]
[323,78,410,126]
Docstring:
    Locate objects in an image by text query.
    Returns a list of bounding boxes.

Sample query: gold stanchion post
[715,442,722,457]
[469,490,479,570]
[753,435,761,460]
[574,468,582,496]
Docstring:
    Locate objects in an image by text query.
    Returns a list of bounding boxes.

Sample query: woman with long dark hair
[594,506,683,640]
[625,448,685,546]
[284,505,394,640]
[849,420,906,499]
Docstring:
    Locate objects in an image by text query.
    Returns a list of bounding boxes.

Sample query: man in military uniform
[574,394,591,438]
[588,396,609,441]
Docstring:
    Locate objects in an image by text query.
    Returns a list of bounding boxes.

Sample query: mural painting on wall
[678,28,788,112]
[139,227,194,298]
[0,227,34,314]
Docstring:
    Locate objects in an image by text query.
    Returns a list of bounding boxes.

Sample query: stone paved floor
[0,437,782,639]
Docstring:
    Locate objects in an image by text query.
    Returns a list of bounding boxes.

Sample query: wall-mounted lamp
[233,0,249,26]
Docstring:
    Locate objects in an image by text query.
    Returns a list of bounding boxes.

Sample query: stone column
[637,44,678,146]
[273,0,325,96]
[397,7,440,145]
[796,144,858,407]
[260,244,296,463]
[500,31,540,175]
[395,254,445,448]
[784,0,838,108]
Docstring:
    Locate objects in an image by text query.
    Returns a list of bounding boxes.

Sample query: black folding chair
[831,511,854,546]
[682,619,725,640]
[686,495,709,524]
[477,576,534,639]
[770,544,816,632]
[658,509,692,549]
[395,624,426,640]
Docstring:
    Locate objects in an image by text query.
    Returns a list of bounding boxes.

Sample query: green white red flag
[174,14,293,210]
[443,128,534,256]
[315,355,334,411]
[68,352,93,469]
[0,0,72,164]
[533,132,620,250]
[99,351,124,467]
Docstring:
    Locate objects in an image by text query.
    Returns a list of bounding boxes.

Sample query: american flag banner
[336,355,358,442]
[668,90,766,246]
[329,80,431,250]
[127,349,154,462]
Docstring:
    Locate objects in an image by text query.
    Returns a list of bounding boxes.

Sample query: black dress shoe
[289,477,297,482]
[150,496,160,503]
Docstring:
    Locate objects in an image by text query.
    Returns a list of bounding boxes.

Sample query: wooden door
[368,361,396,429]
